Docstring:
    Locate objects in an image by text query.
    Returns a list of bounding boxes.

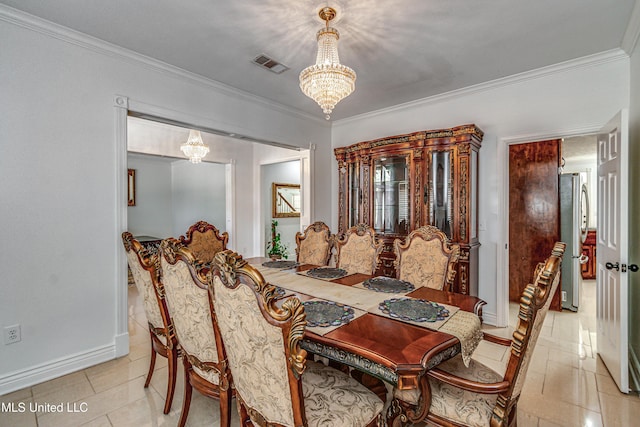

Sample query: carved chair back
[295,221,334,266]
[505,242,565,403]
[210,250,308,426]
[122,232,171,341]
[422,242,565,427]
[160,238,221,384]
[179,221,229,266]
[335,224,383,275]
[393,225,460,291]
[122,232,178,414]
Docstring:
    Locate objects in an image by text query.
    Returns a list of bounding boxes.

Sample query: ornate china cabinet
[334,124,483,295]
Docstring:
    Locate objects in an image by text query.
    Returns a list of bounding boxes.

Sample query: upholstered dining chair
[159,238,231,427]
[295,221,334,266]
[393,225,461,291]
[209,249,384,427]
[334,223,383,275]
[179,220,229,266]
[392,242,566,427]
[121,232,178,414]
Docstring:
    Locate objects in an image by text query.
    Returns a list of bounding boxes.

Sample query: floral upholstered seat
[179,221,228,266]
[334,224,383,275]
[393,225,460,291]
[295,221,333,266]
[393,242,566,427]
[122,232,178,415]
[210,250,384,427]
[160,238,231,427]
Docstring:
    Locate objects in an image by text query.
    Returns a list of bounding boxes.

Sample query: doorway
[497,129,601,328]
[114,96,311,358]
[256,145,313,259]
[506,135,598,312]
[261,160,301,260]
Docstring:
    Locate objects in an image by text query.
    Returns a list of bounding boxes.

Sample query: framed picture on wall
[128,169,136,206]
[272,183,300,218]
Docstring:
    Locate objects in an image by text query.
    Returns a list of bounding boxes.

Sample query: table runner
[254,262,482,366]
[257,264,393,310]
[438,310,484,367]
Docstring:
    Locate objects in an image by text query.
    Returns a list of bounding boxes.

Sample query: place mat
[262,260,298,269]
[362,277,415,294]
[303,299,367,336]
[367,297,459,331]
[379,298,450,322]
[301,267,349,281]
[304,300,355,327]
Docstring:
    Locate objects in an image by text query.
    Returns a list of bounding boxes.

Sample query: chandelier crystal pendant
[299,7,356,120]
[180,129,209,164]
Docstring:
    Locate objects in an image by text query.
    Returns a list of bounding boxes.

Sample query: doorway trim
[497,125,602,327]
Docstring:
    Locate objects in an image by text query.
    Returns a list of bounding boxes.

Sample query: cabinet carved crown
[334,124,483,295]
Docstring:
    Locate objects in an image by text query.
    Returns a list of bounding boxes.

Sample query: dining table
[246,257,487,426]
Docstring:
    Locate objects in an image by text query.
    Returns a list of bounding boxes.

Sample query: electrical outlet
[4,324,21,344]
[561,291,567,302]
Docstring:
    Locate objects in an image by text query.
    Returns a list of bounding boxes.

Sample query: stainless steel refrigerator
[560,173,589,311]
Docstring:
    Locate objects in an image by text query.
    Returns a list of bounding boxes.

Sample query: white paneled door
[596,109,629,393]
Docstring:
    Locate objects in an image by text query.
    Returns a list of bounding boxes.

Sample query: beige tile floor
[1,279,639,426]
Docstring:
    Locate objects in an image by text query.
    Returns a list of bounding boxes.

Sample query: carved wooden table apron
[246,258,486,426]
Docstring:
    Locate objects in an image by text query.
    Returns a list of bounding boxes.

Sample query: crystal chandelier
[180,130,209,164]
[299,7,356,120]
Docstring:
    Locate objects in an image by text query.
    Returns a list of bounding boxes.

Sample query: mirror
[272,183,300,218]
[127,169,136,206]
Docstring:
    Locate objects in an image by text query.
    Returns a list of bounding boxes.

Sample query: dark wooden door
[509,139,561,310]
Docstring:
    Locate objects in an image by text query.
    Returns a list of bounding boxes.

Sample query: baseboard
[482,311,498,327]
[0,344,116,395]
[630,345,640,392]
[114,332,130,358]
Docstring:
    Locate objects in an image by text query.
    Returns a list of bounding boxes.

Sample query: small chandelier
[180,130,209,164]
[299,7,356,120]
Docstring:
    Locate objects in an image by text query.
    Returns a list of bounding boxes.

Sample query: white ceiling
[2,0,636,120]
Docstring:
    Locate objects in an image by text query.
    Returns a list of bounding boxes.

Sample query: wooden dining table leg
[386,375,432,426]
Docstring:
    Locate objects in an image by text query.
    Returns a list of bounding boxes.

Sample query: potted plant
[266,220,289,260]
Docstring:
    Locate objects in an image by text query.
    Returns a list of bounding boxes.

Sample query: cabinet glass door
[373,156,409,234]
[428,150,453,238]
[348,162,359,228]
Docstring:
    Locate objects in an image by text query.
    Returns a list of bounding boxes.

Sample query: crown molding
[335,48,629,127]
[622,0,640,55]
[500,125,603,145]
[0,4,327,125]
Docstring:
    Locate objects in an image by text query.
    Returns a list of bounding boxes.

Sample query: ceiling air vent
[252,54,289,74]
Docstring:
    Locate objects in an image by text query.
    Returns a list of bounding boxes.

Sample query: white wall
[126,155,174,238]
[126,154,227,240]
[171,161,226,237]
[332,51,630,324]
[0,10,330,393]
